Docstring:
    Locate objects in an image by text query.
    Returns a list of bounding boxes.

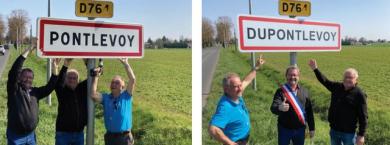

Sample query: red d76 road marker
[238,15,341,52]
[37,17,143,58]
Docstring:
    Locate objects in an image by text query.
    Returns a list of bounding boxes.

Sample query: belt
[106,131,130,137]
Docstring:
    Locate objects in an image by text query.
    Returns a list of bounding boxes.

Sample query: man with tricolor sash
[271,66,315,145]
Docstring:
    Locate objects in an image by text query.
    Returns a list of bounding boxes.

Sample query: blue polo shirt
[101,91,132,133]
[210,95,250,142]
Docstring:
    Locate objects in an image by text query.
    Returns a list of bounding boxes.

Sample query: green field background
[0,48,192,145]
[203,44,390,145]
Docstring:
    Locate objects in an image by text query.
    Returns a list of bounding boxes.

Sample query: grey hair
[222,72,240,87]
[285,65,300,76]
[344,68,359,78]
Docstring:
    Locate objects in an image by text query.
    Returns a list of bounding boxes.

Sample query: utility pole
[46,0,52,106]
[248,0,257,90]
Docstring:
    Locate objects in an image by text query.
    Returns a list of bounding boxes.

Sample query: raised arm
[91,68,103,103]
[308,59,338,92]
[119,58,136,95]
[242,55,265,90]
[36,58,61,99]
[56,59,72,89]
[7,48,34,94]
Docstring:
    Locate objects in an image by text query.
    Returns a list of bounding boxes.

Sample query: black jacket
[7,56,58,134]
[313,68,368,136]
[55,66,88,132]
[271,84,315,131]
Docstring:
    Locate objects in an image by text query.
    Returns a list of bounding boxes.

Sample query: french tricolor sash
[281,84,306,125]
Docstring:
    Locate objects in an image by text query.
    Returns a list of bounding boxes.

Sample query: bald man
[309,59,368,145]
[208,56,265,145]
[91,58,136,145]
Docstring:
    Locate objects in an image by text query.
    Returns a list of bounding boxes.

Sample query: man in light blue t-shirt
[91,58,136,145]
[209,55,265,145]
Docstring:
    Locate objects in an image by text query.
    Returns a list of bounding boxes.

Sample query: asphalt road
[0,48,10,79]
[202,47,220,108]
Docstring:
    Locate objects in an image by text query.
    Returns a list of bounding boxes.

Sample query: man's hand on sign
[52,58,61,75]
[119,58,129,65]
[255,54,265,70]
[64,58,73,67]
[356,136,364,145]
[279,97,290,112]
[308,59,318,70]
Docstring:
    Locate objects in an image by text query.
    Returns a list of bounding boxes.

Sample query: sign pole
[46,0,52,106]
[248,0,257,90]
[289,15,297,66]
[86,17,96,145]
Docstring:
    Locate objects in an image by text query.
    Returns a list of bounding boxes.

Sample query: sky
[203,0,390,40]
[0,0,192,40]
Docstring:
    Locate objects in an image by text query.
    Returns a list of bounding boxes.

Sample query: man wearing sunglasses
[54,58,88,145]
[91,58,136,145]
[308,59,368,145]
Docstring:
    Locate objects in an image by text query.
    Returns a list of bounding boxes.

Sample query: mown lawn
[0,48,192,145]
[203,44,390,144]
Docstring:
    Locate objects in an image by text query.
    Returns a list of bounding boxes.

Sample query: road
[0,49,10,79]
[202,47,220,108]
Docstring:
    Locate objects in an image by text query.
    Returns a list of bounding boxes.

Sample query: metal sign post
[289,15,297,66]
[86,16,96,145]
[248,0,257,90]
[46,0,52,106]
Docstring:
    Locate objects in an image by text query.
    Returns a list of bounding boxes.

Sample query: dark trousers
[104,131,134,145]
[278,125,305,145]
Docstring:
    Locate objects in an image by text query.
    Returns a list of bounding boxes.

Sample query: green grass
[203,44,390,144]
[0,48,191,145]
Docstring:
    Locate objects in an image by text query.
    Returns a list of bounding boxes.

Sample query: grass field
[203,44,390,144]
[0,48,192,145]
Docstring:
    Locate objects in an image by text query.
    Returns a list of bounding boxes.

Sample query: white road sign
[37,17,143,58]
[238,15,341,52]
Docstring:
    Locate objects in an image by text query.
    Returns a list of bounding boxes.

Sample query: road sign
[76,0,113,18]
[237,15,341,52]
[37,17,143,58]
[279,0,311,17]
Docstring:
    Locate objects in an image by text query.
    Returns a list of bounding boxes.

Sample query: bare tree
[202,17,215,48]
[0,14,5,43]
[7,9,30,46]
[215,16,233,48]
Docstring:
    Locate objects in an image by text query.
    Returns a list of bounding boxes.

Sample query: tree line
[145,36,191,49]
[202,16,235,48]
[0,9,33,47]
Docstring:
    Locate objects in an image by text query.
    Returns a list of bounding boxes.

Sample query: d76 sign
[76,0,113,18]
[279,0,311,17]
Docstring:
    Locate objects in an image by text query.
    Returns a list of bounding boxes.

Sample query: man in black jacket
[308,59,367,145]
[6,47,60,145]
[54,58,88,145]
[271,66,315,145]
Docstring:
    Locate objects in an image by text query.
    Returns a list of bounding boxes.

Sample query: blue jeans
[277,125,305,145]
[330,129,356,145]
[6,128,36,145]
[55,131,84,145]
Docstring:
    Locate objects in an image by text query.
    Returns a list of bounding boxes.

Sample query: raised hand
[119,58,129,65]
[255,54,265,70]
[308,59,318,70]
[64,58,73,67]
[52,58,61,75]
[356,136,364,145]
[278,97,290,112]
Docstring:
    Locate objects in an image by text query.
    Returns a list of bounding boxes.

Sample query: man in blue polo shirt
[208,55,265,145]
[91,58,136,145]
